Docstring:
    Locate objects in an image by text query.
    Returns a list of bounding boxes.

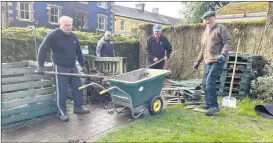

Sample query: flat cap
[153,24,162,32]
[201,11,216,19]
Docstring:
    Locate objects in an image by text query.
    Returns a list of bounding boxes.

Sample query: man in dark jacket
[146,24,172,69]
[194,11,232,115]
[37,16,89,122]
[96,31,115,57]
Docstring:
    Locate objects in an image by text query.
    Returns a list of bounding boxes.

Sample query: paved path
[2,94,169,142]
[2,104,136,142]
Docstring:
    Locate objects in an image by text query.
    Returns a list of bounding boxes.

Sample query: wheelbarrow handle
[78,82,106,90]
[99,86,130,97]
[99,87,116,95]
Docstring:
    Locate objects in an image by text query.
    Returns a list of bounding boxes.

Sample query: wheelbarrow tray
[105,68,170,117]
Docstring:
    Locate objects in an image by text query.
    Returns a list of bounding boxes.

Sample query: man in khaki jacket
[193,11,232,115]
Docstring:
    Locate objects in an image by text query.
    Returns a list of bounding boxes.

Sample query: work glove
[36,67,45,75]
[217,54,227,63]
[81,67,88,74]
[193,61,200,70]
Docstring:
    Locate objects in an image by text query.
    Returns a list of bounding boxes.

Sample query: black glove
[36,67,45,75]
[193,61,200,70]
[81,67,88,74]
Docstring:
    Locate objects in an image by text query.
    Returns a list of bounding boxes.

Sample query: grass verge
[96,97,273,142]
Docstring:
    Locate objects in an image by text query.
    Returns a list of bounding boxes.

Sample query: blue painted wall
[8,2,112,32]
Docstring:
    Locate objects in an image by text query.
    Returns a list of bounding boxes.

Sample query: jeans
[203,61,224,108]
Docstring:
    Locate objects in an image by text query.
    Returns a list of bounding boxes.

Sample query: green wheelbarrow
[79,68,171,119]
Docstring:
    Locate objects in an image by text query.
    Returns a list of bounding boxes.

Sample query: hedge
[1,27,139,71]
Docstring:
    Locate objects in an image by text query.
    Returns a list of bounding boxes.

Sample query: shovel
[222,38,241,108]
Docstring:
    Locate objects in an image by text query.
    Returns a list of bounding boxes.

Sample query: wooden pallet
[1,61,57,130]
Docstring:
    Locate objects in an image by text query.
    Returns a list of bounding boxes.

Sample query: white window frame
[120,20,125,32]
[97,2,107,9]
[47,5,62,25]
[17,2,32,21]
[78,2,88,4]
[97,14,107,31]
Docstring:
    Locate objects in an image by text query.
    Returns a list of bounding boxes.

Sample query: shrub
[251,62,273,102]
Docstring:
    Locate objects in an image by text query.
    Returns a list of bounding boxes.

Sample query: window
[19,2,31,20]
[97,2,107,9]
[49,7,60,24]
[73,10,88,29]
[120,20,125,32]
[97,15,107,31]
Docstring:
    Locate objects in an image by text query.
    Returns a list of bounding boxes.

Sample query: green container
[108,69,170,108]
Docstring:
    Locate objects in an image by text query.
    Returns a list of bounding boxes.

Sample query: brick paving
[2,94,168,142]
[1,104,136,142]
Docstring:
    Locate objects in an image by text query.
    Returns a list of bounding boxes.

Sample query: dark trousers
[53,64,83,117]
[149,60,165,69]
[203,62,224,108]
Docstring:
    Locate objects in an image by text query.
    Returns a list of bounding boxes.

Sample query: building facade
[2,1,113,32]
[113,3,180,35]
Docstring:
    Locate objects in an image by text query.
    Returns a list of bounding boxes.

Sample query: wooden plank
[1,74,53,84]
[123,58,127,73]
[2,107,57,125]
[2,62,28,69]
[113,62,117,73]
[1,80,54,93]
[2,94,56,110]
[1,67,35,76]
[119,58,123,74]
[109,62,112,73]
[2,87,55,101]
[95,57,121,62]
[2,100,56,117]
[106,62,109,72]
[27,60,52,68]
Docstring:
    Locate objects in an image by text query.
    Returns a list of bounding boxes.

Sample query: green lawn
[96,98,273,142]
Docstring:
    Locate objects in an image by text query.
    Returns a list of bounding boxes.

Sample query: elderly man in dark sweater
[96,31,115,57]
[37,16,89,122]
[146,24,172,69]
[194,11,232,115]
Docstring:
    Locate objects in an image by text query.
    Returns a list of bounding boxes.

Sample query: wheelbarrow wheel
[148,96,163,115]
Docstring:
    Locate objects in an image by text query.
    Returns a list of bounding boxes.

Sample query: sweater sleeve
[37,32,53,67]
[75,37,85,67]
[96,39,103,57]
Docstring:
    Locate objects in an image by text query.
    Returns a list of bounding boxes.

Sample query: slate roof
[113,5,181,26]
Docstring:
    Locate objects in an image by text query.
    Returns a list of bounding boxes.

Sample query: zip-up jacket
[197,24,232,64]
[96,37,115,57]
